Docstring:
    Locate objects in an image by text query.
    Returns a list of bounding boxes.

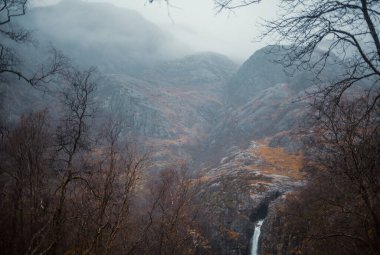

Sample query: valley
[0,2,309,254]
[3,1,377,254]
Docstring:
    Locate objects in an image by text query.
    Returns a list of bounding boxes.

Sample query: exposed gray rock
[225,45,342,106]
[144,52,238,87]
[258,192,304,255]
[200,140,304,255]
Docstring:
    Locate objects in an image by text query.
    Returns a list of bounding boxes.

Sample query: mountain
[144,52,238,87]
[97,51,238,166]
[194,47,314,166]
[1,2,346,252]
[225,45,342,106]
[17,0,189,76]
[2,0,240,168]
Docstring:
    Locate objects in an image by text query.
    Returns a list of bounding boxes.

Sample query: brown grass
[253,141,304,180]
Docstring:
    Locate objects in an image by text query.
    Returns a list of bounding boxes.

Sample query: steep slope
[201,84,307,166]
[225,45,341,106]
[191,48,320,254]
[144,52,238,87]
[1,0,240,168]
[198,141,304,254]
[198,46,342,166]
[97,52,238,166]
[191,46,354,254]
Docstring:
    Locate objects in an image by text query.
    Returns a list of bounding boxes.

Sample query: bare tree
[258,92,380,254]
[134,165,207,255]
[0,0,29,42]
[0,111,52,255]
[216,0,380,107]
[22,67,97,255]
[59,116,150,255]
[0,67,159,255]
[312,93,380,252]
[213,1,380,253]
[0,0,67,87]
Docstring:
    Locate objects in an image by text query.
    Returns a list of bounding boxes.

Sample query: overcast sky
[32,0,279,62]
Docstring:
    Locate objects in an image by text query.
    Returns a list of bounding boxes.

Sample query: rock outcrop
[258,193,303,255]
[199,141,304,254]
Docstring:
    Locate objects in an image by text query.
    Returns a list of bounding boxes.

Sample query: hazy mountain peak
[143,52,238,86]
[22,0,190,75]
[182,51,236,63]
[225,45,341,105]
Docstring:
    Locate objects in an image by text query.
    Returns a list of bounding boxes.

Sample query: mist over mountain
[96,51,238,166]
[17,0,190,76]
[2,0,333,175]
[1,1,362,254]
[225,45,343,106]
[2,0,240,166]
[144,52,238,86]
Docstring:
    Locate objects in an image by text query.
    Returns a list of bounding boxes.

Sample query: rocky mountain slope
[1,1,341,254]
[199,141,304,254]
[96,52,237,166]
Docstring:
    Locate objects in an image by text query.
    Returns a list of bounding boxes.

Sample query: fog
[21,0,194,75]
[32,0,279,62]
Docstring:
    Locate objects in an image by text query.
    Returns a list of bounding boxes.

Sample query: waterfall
[250,220,264,255]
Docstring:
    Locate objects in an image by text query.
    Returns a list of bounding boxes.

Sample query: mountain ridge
[19,0,190,76]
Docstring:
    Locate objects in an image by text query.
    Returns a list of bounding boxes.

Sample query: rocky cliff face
[144,52,238,87]
[93,51,238,166]
[258,195,301,255]
[226,46,309,106]
[3,0,239,167]
[198,46,319,167]
[225,45,342,106]
[198,141,304,254]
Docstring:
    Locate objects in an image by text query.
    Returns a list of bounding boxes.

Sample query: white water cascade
[250,220,264,255]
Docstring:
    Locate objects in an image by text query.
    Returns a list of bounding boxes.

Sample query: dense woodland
[1,0,380,254]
